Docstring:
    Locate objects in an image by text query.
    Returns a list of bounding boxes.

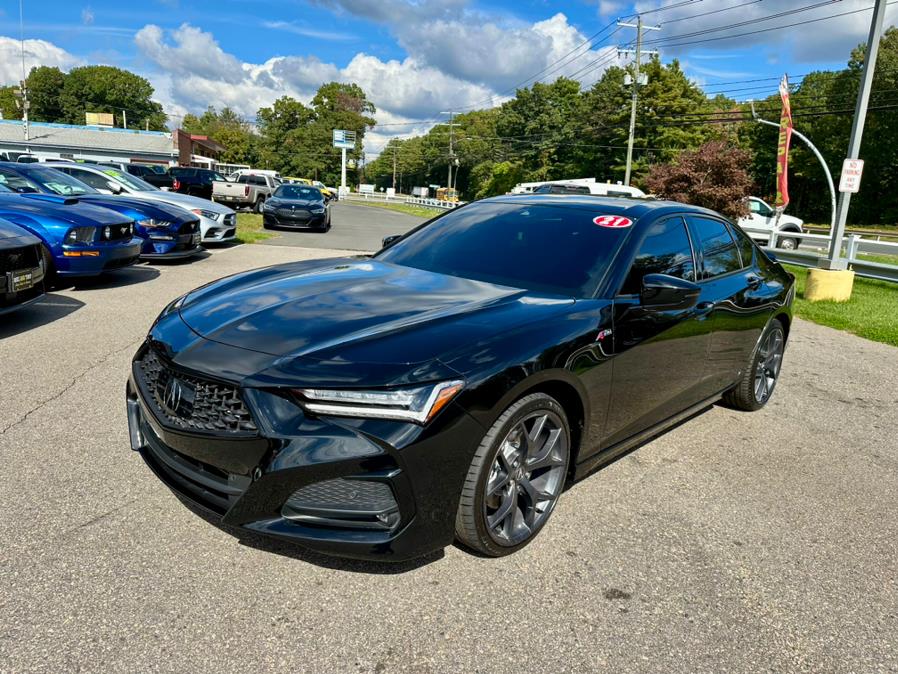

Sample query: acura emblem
[164,378,183,413]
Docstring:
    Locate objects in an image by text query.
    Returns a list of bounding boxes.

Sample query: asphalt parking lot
[1,208,897,672]
[261,200,425,251]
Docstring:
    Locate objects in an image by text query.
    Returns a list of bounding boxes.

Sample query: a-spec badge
[593,215,633,228]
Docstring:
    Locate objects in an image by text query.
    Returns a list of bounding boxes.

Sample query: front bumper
[199,213,237,243]
[262,210,327,229]
[126,344,484,561]
[140,231,204,260]
[56,239,142,277]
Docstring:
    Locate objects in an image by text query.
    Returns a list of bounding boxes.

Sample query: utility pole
[18,0,29,141]
[392,145,397,192]
[122,109,127,129]
[822,0,888,270]
[618,16,659,186]
[439,110,461,189]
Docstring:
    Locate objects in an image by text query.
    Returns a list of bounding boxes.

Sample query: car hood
[134,190,235,214]
[0,194,131,227]
[76,194,194,224]
[0,217,37,243]
[176,257,574,369]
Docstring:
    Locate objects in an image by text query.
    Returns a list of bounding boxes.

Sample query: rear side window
[728,223,755,268]
[688,216,742,279]
[620,216,695,295]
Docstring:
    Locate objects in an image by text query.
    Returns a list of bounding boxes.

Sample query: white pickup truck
[738,197,804,250]
[213,173,279,212]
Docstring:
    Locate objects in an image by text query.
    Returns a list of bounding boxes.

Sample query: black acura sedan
[127,195,794,560]
[261,184,330,232]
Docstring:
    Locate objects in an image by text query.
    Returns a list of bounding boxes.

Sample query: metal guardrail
[404,197,465,210]
[341,193,466,211]
[753,228,898,283]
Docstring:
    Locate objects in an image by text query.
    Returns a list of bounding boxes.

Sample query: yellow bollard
[805,268,855,302]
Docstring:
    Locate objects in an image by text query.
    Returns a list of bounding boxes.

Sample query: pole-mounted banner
[775,74,793,209]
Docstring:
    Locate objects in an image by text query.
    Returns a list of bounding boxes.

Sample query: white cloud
[0,36,81,85]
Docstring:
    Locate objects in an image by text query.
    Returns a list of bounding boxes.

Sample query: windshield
[273,185,322,200]
[3,167,98,196]
[377,202,630,297]
[98,167,159,192]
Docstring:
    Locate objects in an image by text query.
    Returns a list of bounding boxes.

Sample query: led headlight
[138,218,172,229]
[192,209,220,221]
[311,207,326,214]
[66,226,95,244]
[296,380,464,424]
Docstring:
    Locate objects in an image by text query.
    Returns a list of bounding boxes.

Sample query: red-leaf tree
[644,141,754,221]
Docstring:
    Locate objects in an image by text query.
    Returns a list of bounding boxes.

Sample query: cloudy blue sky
[1,0,896,154]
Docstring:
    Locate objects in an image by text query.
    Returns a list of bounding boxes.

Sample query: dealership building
[0,119,225,168]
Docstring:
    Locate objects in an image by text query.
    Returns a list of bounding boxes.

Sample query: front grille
[103,254,139,270]
[101,223,134,242]
[136,346,258,434]
[0,244,40,273]
[277,208,310,218]
[179,220,199,234]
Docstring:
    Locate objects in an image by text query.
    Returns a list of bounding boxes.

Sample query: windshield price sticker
[593,215,633,228]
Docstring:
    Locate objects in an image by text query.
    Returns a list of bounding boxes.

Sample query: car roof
[482,193,729,221]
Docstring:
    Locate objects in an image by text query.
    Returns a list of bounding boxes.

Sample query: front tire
[722,318,786,411]
[40,244,57,289]
[455,393,570,557]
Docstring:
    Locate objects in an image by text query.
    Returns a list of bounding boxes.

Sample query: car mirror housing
[107,181,124,194]
[640,273,701,311]
[382,234,402,248]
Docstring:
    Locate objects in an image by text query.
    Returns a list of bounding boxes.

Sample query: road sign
[838,159,864,193]
[332,129,356,149]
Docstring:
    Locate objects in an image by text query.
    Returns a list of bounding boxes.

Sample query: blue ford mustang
[0,163,202,260]
[0,188,141,282]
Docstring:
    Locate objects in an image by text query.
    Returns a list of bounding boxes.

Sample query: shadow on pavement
[176,494,444,574]
[0,293,85,339]
[66,265,161,290]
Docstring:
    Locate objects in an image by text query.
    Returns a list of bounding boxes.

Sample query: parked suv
[169,167,225,200]
[101,163,174,191]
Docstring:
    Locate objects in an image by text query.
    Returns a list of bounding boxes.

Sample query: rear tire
[455,393,570,557]
[722,318,786,411]
[253,198,265,214]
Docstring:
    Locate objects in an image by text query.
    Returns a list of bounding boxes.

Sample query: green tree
[0,86,20,120]
[182,106,258,165]
[58,66,167,129]
[26,66,66,122]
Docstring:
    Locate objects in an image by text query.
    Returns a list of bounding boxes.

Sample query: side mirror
[764,250,778,263]
[382,234,402,248]
[640,273,701,311]
[107,181,124,194]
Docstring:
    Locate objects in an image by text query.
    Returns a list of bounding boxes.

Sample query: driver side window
[620,217,696,295]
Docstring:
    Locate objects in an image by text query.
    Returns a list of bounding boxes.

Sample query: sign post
[822,0,887,269]
[333,129,356,198]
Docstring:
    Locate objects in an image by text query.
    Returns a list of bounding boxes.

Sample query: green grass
[786,264,898,347]
[235,213,276,244]
[346,200,443,219]
[857,252,898,266]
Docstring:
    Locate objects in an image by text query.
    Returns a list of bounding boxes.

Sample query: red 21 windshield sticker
[593,215,633,228]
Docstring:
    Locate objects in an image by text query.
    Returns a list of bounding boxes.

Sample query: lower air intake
[282,478,400,531]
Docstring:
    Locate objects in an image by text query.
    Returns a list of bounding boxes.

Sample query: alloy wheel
[754,326,785,403]
[483,410,568,546]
